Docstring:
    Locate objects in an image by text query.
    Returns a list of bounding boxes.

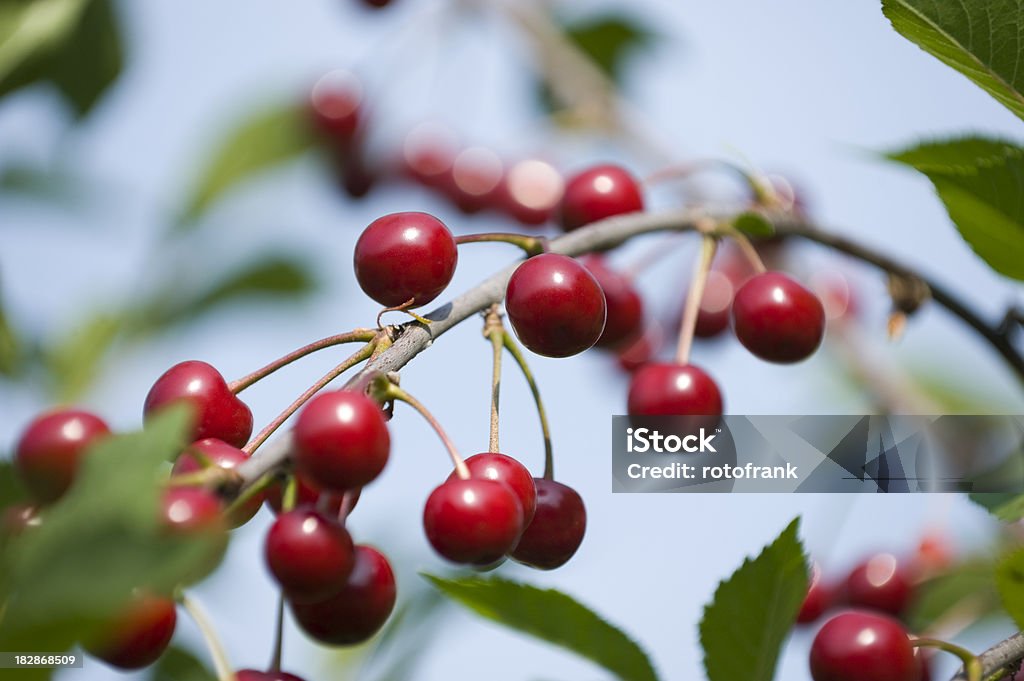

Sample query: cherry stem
[282,476,298,513]
[455,232,548,257]
[222,472,273,519]
[229,328,377,394]
[645,159,774,204]
[179,592,237,681]
[243,339,378,455]
[726,227,768,274]
[376,377,469,479]
[269,593,285,672]
[912,638,982,681]
[377,299,431,328]
[484,306,504,453]
[501,331,554,480]
[338,489,358,524]
[675,235,719,365]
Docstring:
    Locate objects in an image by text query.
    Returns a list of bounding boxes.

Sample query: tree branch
[951,633,1024,681]
[234,208,1024,486]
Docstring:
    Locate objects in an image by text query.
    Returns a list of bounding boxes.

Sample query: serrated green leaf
[149,645,217,681]
[882,0,1024,122]
[700,518,808,681]
[996,546,1024,630]
[424,574,659,681]
[179,102,315,225]
[888,136,1024,280]
[906,558,1001,631]
[734,211,775,238]
[0,407,226,653]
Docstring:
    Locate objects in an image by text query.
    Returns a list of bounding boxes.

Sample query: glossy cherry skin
[15,409,110,504]
[447,146,504,214]
[144,361,253,448]
[172,439,263,527]
[423,478,524,565]
[510,478,586,570]
[236,671,306,681]
[265,473,354,516]
[353,212,458,308]
[265,508,355,603]
[85,593,177,670]
[290,545,397,645]
[844,554,913,616]
[448,453,537,526]
[558,164,644,232]
[505,253,607,358]
[161,487,226,535]
[627,362,723,424]
[581,256,644,349]
[293,390,390,492]
[731,272,826,364]
[810,611,919,681]
[798,562,833,624]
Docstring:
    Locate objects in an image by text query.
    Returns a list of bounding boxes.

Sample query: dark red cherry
[85,593,177,670]
[293,390,390,492]
[236,670,306,681]
[265,508,355,603]
[693,270,736,339]
[448,453,537,526]
[500,159,564,226]
[844,554,913,617]
[810,611,919,681]
[172,439,263,527]
[558,164,644,232]
[265,473,352,516]
[505,253,607,358]
[616,323,664,373]
[14,409,110,504]
[798,562,833,624]
[290,545,397,645]
[161,487,226,535]
[731,271,826,363]
[510,478,585,570]
[353,212,458,308]
[144,360,253,449]
[423,478,524,565]
[447,146,504,214]
[581,256,644,349]
[627,362,723,427]
[309,71,362,143]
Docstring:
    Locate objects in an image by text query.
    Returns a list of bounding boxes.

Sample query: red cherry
[558,164,644,231]
[500,159,564,226]
[505,253,607,358]
[812,272,860,324]
[144,361,253,449]
[401,123,457,189]
[265,508,355,603]
[353,212,458,308]
[798,562,833,624]
[309,71,362,144]
[615,323,664,373]
[810,611,919,681]
[265,473,353,516]
[172,439,263,527]
[581,256,644,349]
[85,593,177,670]
[290,545,397,645]
[236,671,306,681]
[627,362,723,429]
[731,271,826,363]
[14,409,110,504]
[692,270,737,339]
[161,487,226,535]
[448,453,537,526]
[510,478,585,570]
[844,554,913,616]
[293,390,390,492]
[423,478,524,565]
[912,532,953,577]
[447,146,504,214]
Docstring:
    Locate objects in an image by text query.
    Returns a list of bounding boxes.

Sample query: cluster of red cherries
[801,538,953,681]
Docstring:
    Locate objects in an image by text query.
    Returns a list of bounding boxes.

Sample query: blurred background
[2,0,1023,679]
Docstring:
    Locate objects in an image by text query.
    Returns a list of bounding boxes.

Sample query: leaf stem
[484,306,504,453]
[179,592,237,681]
[675,235,719,364]
[455,232,548,257]
[502,331,554,480]
[229,329,377,394]
[913,638,982,681]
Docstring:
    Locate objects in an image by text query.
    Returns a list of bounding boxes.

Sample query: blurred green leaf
[0,0,122,117]
[972,493,1024,522]
[150,645,217,681]
[0,289,21,377]
[996,546,1024,631]
[700,518,808,681]
[179,102,315,225]
[424,574,658,681]
[0,460,29,509]
[43,310,122,401]
[888,136,1024,280]
[0,407,226,653]
[733,211,775,238]
[907,558,1001,631]
[882,0,1024,122]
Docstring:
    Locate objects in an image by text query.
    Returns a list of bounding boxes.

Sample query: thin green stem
[243,340,377,455]
[223,472,274,519]
[376,378,469,479]
[229,329,377,394]
[485,307,504,453]
[282,476,298,513]
[269,594,285,672]
[725,227,768,274]
[179,593,237,681]
[913,638,982,681]
[455,232,548,257]
[675,235,719,365]
[502,331,554,480]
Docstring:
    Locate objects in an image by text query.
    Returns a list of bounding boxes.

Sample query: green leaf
[0,407,226,653]
[0,460,29,509]
[907,558,1001,631]
[700,518,808,681]
[424,574,659,681]
[971,492,1024,522]
[43,310,123,401]
[565,14,656,80]
[734,211,775,238]
[179,102,315,224]
[888,136,1024,280]
[882,0,1024,122]
[0,287,21,377]
[996,546,1024,630]
[149,645,217,681]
